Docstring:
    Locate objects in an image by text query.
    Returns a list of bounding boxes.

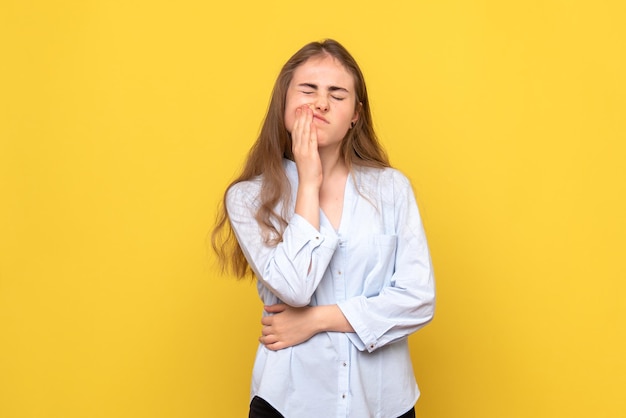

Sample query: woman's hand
[259,303,319,351]
[292,105,323,190]
[292,105,322,229]
[259,304,354,351]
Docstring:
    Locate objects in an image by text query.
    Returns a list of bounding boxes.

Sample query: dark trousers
[249,396,416,418]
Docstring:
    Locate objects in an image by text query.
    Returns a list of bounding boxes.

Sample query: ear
[352,102,362,124]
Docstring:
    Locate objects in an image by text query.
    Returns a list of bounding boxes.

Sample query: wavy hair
[211,39,389,278]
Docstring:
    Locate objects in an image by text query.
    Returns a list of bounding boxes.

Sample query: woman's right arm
[226,182,338,307]
[292,105,322,230]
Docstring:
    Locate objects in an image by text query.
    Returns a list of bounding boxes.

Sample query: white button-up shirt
[227,159,435,418]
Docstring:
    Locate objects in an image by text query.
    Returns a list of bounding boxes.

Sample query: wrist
[297,182,320,196]
[295,184,320,229]
[313,305,353,333]
[309,306,326,334]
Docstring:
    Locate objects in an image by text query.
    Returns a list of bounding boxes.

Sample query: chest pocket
[361,233,398,296]
[360,180,398,296]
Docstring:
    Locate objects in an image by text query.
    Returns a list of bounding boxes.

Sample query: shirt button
[370,344,375,349]
[343,362,347,367]
[337,271,342,275]
[342,394,346,399]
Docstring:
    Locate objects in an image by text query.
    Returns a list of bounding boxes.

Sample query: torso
[319,171,348,230]
[240,160,426,417]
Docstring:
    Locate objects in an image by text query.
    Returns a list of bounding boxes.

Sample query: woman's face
[284,55,359,149]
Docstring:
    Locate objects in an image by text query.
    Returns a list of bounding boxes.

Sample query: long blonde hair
[211,39,390,278]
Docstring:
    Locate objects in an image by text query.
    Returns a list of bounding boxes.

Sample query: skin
[260,55,361,351]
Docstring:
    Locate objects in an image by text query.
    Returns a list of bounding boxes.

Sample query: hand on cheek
[292,105,322,189]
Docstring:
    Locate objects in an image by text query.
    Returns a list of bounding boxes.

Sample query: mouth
[313,114,329,124]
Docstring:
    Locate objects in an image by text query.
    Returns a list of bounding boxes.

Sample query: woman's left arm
[261,171,436,352]
[336,172,435,352]
[259,304,352,351]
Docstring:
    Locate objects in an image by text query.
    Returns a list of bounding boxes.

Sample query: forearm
[295,183,320,230]
[229,181,337,306]
[313,304,354,333]
[292,104,322,230]
[261,303,354,351]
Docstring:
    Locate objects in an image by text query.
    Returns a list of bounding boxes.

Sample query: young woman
[212,39,435,418]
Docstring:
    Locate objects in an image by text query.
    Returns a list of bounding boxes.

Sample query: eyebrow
[297,83,350,93]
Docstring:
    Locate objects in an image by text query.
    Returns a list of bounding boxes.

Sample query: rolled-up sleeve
[337,171,435,352]
[226,182,339,307]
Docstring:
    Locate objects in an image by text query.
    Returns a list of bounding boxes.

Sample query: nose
[314,96,329,113]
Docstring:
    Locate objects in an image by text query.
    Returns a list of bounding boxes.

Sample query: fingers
[259,317,281,350]
[265,342,283,351]
[310,114,317,145]
[259,334,285,351]
[292,105,322,190]
[292,106,303,139]
[264,303,287,313]
[259,325,273,344]
[292,105,316,152]
[259,332,283,351]
[261,304,286,326]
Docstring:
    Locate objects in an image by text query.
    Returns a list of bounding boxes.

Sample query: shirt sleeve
[337,171,436,352]
[226,181,339,307]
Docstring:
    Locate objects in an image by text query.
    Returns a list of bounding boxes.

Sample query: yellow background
[1,0,625,417]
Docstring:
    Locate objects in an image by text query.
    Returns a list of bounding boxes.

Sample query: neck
[318,146,348,179]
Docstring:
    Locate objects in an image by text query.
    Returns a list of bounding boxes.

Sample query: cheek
[284,97,300,133]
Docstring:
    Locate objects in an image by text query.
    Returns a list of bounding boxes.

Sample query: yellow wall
[1,1,624,417]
